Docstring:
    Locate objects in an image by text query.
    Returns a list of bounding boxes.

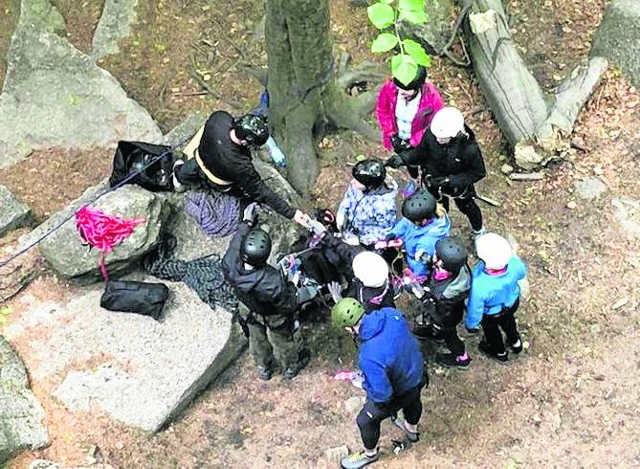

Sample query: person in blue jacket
[465,233,527,363]
[331,298,426,469]
[380,189,450,278]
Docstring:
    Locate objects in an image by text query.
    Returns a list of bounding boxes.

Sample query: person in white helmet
[386,106,487,236]
[465,233,527,363]
[347,251,395,313]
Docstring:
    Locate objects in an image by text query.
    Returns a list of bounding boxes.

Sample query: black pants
[481,298,521,355]
[430,187,483,231]
[440,326,465,356]
[356,384,423,450]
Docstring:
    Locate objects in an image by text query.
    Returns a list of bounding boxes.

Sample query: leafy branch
[367,0,431,86]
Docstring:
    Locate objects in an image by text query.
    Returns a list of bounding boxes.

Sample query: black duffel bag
[109,141,174,192]
[100,280,170,320]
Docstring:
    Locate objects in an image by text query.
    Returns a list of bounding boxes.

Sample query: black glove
[390,135,408,154]
[385,154,404,169]
[428,176,450,189]
[466,327,479,334]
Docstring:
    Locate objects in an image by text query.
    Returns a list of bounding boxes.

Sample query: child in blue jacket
[466,233,527,363]
[381,190,450,278]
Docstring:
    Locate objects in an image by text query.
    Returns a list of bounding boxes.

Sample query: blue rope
[0,138,189,269]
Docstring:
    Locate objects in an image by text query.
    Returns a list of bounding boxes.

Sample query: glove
[297,285,319,305]
[327,281,343,304]
[335,210,346,231]
[265,136,287,168]
[428,176,450,189]
[466,326,480,334]
[390,135,408,154]
[414,249,425,262]
[242,202,259,226]
[374,240,388,250]
[385,154,404,169]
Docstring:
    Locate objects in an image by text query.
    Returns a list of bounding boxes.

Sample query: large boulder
[0,184,33,237]
[0,0,162,168]
[3,278,246,433]
[37,184,171,279]
[91,0,139,61]
[0,337,49,464]
[592,0,640,88]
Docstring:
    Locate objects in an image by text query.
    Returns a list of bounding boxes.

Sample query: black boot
[479,340,508,364]
[436,352,471,369]
[283,348,311,380]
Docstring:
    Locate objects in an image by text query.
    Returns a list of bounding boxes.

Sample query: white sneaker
[472,226,487,238]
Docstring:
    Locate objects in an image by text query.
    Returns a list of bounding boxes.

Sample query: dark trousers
[356,384,423,450]
[481,298,521,355]
[440,326,465,356]
[432,189,483,231]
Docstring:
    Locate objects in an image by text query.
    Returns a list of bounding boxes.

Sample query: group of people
[171,66,529,469]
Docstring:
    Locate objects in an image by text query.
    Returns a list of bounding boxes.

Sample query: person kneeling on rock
[332,298,426,469]
[222,203,316,381]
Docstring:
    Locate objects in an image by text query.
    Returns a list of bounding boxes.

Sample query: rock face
[592,0,640,88]
[3,279,247,433]
[91,0,139,61]
[0,0,162,168]
[0,185,33,237]
[0,337,49,464]
[38,184,171,279]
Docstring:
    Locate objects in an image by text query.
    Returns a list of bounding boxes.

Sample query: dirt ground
[2,0,640,468]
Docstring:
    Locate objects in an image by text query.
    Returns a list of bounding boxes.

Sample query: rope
[184,190,239,238]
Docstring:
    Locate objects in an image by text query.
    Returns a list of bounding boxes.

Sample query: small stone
[567,201,577,209]
[593,165,604,175]
[574,177,607,200]
[501,163,514,175]
[324,445,349,462]
[115,441,124,450]
[611,298,628,310]
[344,395,364,414]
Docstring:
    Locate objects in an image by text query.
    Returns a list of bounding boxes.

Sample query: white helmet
[352,251,389,288]
[430,107,465,139]
[475,233,513,270]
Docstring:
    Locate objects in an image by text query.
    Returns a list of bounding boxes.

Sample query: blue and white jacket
[358,307,424,405]
[465,255,527,329]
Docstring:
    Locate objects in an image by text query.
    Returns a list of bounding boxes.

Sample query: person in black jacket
[173,111,311,227]
[414,237,472,368]
[387,107,487,235]
[222,204,316,381]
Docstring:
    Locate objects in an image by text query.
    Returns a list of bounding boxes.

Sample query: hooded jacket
[399,125,486,193]
[376,80,445,150]
[337,179,398,246]
[388,211,451,276]
[358,307,424,405]
[465,255,527,329]
[426,265,471,328]
[198,111,296,219]
[222,222,298,321]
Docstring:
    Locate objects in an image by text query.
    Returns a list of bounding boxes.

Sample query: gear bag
[100,280,169,320]
[109,141,174,192]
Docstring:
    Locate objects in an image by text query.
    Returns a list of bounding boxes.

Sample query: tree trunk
[265,0,381,195]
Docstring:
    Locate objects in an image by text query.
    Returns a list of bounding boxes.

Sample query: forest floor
[2,0,640,468]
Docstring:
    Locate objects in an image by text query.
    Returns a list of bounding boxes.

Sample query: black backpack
[109,141,174,192]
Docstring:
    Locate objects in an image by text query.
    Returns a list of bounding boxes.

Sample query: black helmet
[402,190,436,222]
[233,114,269,148]
[393,66,427,91]
[435,237,468,273]
[352,158,386,190]
[240,228,272,266]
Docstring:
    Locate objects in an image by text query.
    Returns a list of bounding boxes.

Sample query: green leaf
[0,307,12,316]
[391,54,418,86]
[398,0,427,24]
[367,3,395,30]
[402,39,431,66]
[355,154,367,161]
[371,32,399,53]
[380,0,395,3]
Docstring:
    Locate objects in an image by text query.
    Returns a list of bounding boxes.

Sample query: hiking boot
[340,450,379,469]
[283,348,311,380]
[510,339,523,354]
[391,415,420,443]
[436,352,471,369]
[172,160,186,193]
[479,340,508,364]
[257,366,273,381]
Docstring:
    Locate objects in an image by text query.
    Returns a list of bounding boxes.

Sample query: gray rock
[3,279,247,433]
[501,164,514,175]
[409,0,454,54]
[574,177,607,200]
[38,184,170,279]
[0,185,33,237]
[344,395,365,414]
[161,113,207,147]
[0,337,49,465]
[0,0,161,168]
[592,0,640,88]
[91,0,139,61]
[324,445,349,462]
[611,198,640,240]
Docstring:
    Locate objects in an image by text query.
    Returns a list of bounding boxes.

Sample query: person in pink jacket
[376,67,444,178]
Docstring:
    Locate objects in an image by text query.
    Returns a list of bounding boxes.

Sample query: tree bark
[265,0,380,194]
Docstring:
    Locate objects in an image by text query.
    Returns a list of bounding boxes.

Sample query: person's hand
[385,154,404,169]
[335,210,346,231]
[242,202,259,226]
[414,249,425,261]
[293,209,311,227]
[374,240,388,250]
[390,134,406,154]
[327,281,343,304]
[430,176,450,189]
[387,238,403,248]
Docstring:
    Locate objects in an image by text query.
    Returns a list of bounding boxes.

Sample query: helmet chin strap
[243,262,255,270]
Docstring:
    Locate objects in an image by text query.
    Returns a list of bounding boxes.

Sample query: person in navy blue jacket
[331,298,426,469]
[466,233,527,363]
